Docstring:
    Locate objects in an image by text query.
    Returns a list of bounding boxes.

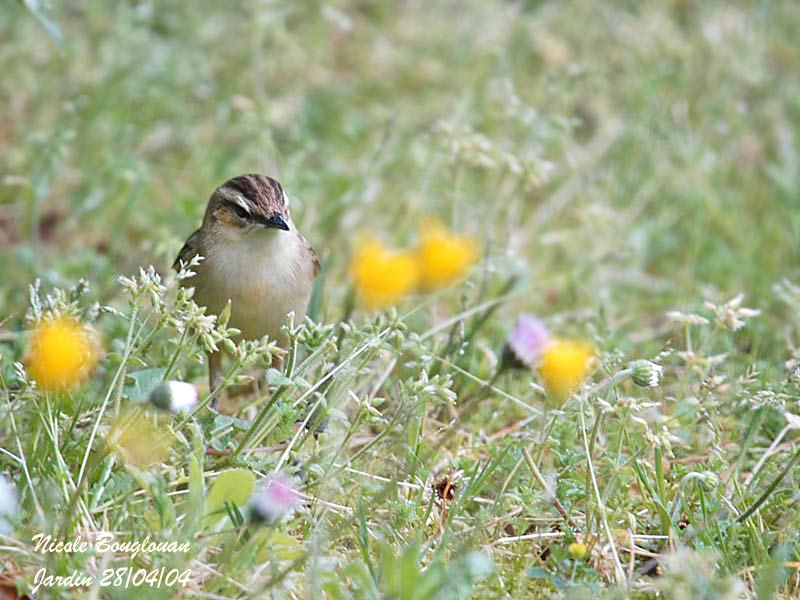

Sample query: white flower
[148,381,198,413]
[704,294,761,331]
[0,475,18,535]
[629,360,664,388]
[117,274,138,293]
[784,412,800,430]
[666,311,710,326]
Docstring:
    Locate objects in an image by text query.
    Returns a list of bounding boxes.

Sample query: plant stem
[736,446,800,523]
[522,446,580,534]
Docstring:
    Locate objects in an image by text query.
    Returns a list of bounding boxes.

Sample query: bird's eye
[229,202,250,220]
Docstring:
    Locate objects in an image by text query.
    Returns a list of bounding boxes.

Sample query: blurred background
[3,2,800,595]
[1,0,799,353]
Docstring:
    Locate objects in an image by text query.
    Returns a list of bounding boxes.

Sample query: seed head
[629,360,664,388]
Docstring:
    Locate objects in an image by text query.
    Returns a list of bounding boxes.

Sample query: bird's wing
[172,229,203,271]
[304,236,321,278]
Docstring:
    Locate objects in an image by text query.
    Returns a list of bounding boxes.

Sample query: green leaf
[186,452,205,527]
[123,367,166,401]
[433,551,494,600]
[267,531,305,561]
[18,0,63,46]
[205,468,255,524]
[208,414,250,451]
[307,267,325,322]
[527,566,565,591]
[528,567,549,579]
[399,542,421,600]
[756,544,789,600]
[266,368,294,387]
[327,407,349,424]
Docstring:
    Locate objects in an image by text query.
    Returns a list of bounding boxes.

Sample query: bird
[173,174,320,393]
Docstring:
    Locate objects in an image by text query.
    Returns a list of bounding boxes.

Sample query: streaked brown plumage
[174,174,319,393]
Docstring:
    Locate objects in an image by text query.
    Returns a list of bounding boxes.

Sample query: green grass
[2,0,800,597]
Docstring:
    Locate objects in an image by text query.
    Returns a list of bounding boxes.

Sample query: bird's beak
[263,214,290,231]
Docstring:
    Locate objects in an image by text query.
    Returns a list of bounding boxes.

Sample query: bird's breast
[194,230,315,343]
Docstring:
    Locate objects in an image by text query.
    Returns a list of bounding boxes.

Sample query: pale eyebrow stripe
[219,187,252,213]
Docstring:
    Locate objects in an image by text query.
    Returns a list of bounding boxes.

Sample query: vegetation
[1,1,799,597]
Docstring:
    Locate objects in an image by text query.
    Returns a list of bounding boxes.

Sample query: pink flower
[502,315,551,369]
[249,472,302,525]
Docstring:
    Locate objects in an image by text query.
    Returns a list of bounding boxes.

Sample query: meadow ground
[1,1,800,598]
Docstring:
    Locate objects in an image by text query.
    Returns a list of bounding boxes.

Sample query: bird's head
[204,174,291,235]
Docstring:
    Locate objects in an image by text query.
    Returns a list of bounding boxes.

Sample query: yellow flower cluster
[107,409,172,468]
[416,220,477,291]
[568,541,588,560]
[538,338,595,399]
[349,220,476,309]
[349,238,420,310]
[26,317,99,390]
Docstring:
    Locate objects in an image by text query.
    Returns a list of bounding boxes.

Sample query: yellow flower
[538,338,595,399]
[416,220,477,291]
[107,409,172,468]
[568,542,587,560]
[26,317,98,390]
[349,237,419,309]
